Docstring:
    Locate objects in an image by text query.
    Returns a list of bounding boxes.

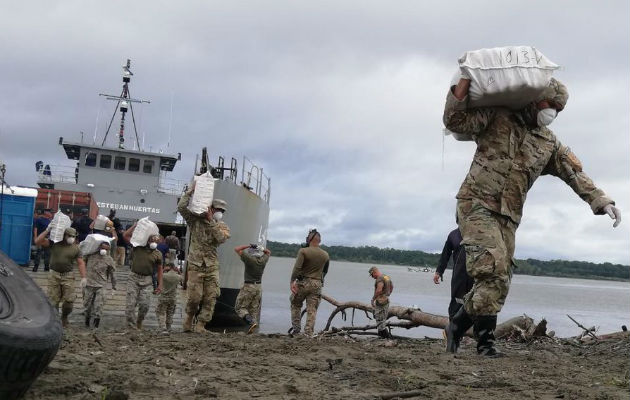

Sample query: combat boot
[183,313,194,332]
[85,314,91,328]
[243,315,258,334]
[474,315,502,357]
[445,306,474,353]
[136,318,144,330]
[194,320,209,333]
[61,304,72,328]
[93,318,100,329]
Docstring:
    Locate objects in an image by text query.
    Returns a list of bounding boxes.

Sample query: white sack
[48,211,72,243]
[93,215,110,230]
[451,46,559,110]
[130,217,159,247]
[79,233,113,256]
[188,173,216,215]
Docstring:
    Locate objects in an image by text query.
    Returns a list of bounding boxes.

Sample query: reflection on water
[259,257,630,338]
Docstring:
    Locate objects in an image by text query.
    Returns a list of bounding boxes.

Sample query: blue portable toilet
[0,185,38,265]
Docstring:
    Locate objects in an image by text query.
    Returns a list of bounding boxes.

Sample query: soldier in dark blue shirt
[434,227,473,320]
[32,209,52,272]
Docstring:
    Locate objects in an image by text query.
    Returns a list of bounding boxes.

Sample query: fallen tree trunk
[321,293,544,340]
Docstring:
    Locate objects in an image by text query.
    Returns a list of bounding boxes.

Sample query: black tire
[0,250,63,399]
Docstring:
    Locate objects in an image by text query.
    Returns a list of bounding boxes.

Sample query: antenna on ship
[99,59,150,150]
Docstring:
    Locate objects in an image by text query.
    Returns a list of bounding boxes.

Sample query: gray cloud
[1,1,628,264]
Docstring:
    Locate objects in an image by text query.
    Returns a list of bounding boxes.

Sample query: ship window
[129,158,140,172]
[85,152,97,167]
[143,160,154,174]
[114,156,126,170]
[99,154,112,169]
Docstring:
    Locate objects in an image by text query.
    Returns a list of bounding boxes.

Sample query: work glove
[603,204,621,228]
[81,278,87,288]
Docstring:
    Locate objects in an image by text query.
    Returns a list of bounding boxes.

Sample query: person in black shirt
[434,227,473,320]
[32,209,52,272]
[71,208,93,242]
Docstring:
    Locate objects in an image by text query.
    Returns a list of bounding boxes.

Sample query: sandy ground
[24,328,629,400]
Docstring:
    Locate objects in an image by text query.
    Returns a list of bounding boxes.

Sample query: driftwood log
[320,293,546,340]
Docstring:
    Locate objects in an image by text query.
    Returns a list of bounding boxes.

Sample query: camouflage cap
[64,227,77,237]
[536,78,569,111]
[211,199,228,211]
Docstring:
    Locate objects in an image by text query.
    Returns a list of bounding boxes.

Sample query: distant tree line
[266,241,630,282]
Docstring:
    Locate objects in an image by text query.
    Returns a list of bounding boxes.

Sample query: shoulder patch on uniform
[566,150,583,172]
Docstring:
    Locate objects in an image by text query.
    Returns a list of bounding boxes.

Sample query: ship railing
[241,156,271,204]
[158,175,187,195]
[36,164,77,185]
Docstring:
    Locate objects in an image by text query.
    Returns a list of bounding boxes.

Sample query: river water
[257,257,629,338]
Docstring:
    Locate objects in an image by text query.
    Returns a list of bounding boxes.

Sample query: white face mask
[213,211,223,221]
[99,249,107,256]
[66,237,75,245]
[105,227,111,231]
[537,108,557,127]
[149,242,158,250]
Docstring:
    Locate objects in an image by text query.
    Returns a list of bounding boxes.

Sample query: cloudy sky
[1,1,628,264]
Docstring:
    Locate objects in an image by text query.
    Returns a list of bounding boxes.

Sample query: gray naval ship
[37,60,270,326]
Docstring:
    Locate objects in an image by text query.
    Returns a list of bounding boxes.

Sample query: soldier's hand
[188,180,196,194]
[371,299,375,307]
[81,278,87,288]
[603,204,621,228]
[433,272,442,284]
[290,281,298,295]
[155,286,162,294]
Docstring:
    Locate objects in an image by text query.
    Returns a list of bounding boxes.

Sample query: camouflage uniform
[290,246,330,336]
[177,192,230,325]
[373,275,393,333]
[125,246,162,327]
[156,269,182,331]
[235,250,270,323]
[47,242,80,314]
[83,252,115,320]
[444,82,614,317]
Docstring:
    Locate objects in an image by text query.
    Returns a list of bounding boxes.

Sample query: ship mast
[99,59,150,150]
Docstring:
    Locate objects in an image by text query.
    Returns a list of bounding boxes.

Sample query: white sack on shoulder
[79,233,113,256]
[452,46,559,110]
[188,173,216,215]
[93,215,111,230]
[130,217,159,247]
[49,211,72,243]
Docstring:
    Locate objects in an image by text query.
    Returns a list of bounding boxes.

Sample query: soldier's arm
[234,244,250,255]
[372,282,384,302]
[436,237,453,278]
[177,190,195,222]
[211,221,231,244]
[122,222,136,244]
[35,226,51,248]
[290,249,304,282]
[156,256,163,293]
[77,256,87,279]
[443,79,497,136]
[543,142,614,215]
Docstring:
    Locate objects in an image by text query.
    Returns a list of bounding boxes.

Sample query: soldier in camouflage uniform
[290,229,330,337]
[443,76,621,356]
[369,266,393,339]
[178,180,231,333]
[35,226,87,327]
[234,244,272,334]
[156,262,182,333]
[83,241,116,328]
[123,225,163,330]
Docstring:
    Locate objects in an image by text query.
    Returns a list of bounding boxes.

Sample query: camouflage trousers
[186,267,220,323]
[457,199,517,317]
[235,283,262,323]
[373,300,389,332]
[83,286,106,319]
[48,270,75,313]
[125,272,152,326]
[156,297,177,330]
[290,278,322,336]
